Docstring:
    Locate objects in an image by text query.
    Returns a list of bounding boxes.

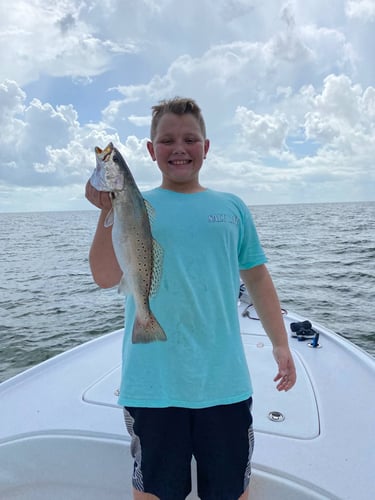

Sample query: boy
[86,97,296,500]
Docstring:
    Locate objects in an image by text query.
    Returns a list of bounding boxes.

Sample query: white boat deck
[0,301,374,499]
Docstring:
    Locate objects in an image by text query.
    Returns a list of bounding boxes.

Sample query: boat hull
[1,300,374,499]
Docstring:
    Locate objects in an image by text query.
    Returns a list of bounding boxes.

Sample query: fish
[89,142,166,344]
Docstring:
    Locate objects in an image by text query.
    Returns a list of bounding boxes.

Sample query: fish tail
[132,312,167,344]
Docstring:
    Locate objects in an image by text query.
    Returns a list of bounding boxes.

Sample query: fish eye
[113,155,119,163]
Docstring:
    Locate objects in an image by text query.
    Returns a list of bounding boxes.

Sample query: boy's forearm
[241,265,297,391]
[89,209,122,288]
[240,266,289,348]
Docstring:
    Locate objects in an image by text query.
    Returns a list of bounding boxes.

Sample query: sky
[1,0,375,212]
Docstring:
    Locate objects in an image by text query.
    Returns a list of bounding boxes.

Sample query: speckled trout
[89,142,166,344]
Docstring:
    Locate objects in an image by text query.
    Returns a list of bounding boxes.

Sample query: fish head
[89,142,125,192]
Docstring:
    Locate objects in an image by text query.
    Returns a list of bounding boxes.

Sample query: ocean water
[0,202,374,383]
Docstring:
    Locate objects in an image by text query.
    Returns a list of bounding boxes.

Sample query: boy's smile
[147,113,210,193]
[170,160,191,165]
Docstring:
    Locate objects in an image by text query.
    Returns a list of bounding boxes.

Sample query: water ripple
[0,203,374,382]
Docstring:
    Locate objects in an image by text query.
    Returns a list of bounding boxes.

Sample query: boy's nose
[173,141,186,154]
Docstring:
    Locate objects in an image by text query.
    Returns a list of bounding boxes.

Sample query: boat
[0,287,374,500]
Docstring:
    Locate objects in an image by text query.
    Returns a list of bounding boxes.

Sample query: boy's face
[147,113,210,193]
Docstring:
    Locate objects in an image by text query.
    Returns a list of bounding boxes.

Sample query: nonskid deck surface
[82,338,319,439]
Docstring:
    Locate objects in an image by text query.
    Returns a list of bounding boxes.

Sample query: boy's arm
[240,264,297,391]
[86,181,122,288]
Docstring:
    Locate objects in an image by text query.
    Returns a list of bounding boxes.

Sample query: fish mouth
[95,143,113,162]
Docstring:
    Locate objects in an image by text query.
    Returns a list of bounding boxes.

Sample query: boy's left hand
[272,346,297,391]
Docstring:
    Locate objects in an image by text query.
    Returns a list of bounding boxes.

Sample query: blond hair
[150,97,207,140]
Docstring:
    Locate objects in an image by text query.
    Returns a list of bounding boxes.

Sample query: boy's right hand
[85,181,112,210]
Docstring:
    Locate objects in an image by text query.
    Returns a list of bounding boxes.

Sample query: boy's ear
[204,139,210,157]
[147,141,156,161]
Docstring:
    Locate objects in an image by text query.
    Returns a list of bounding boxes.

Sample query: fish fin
[150,238,164,297]
[117,274,129,295]
[132,312,167,344]
[144,199,155,223]
[104,209,114,227]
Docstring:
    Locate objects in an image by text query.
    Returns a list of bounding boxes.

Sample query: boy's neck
[159,182,207,194]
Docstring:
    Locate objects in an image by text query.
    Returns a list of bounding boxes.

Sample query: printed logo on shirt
[208,214,240,225]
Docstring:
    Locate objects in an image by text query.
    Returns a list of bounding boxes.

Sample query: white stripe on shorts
[124,408,144,492]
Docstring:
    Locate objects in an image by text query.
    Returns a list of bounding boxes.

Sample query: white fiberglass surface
[0,434,334,500]
[83,343,319,440]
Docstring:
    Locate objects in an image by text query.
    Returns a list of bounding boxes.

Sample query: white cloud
[234,107,289,155]
[0,0,138,86]
[128,115,151,127]
[345,0,375,21]
[219,0,256,22]
[0,80,114,187]
[303,74,375,160]
[0,80,160,194]
[0,0,374,211]
[105,12,357,131]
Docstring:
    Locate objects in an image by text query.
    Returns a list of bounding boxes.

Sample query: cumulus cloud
[0,0,138,86]
[203,72,375,204]
[106,10,356,131]
[0,80,110,187]
[0,80,159,191]
[234,107,289,155]
[303,74,375,158]
[0,0,374,210]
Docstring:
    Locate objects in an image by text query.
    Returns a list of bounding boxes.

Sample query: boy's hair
[150,97,206,140]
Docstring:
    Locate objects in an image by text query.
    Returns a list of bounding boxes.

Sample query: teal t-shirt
[117,188,267,408]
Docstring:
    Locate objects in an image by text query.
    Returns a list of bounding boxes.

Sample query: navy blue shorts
[124,398,254,500]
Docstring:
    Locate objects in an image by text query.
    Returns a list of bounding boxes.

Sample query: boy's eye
[158,137,200,145]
